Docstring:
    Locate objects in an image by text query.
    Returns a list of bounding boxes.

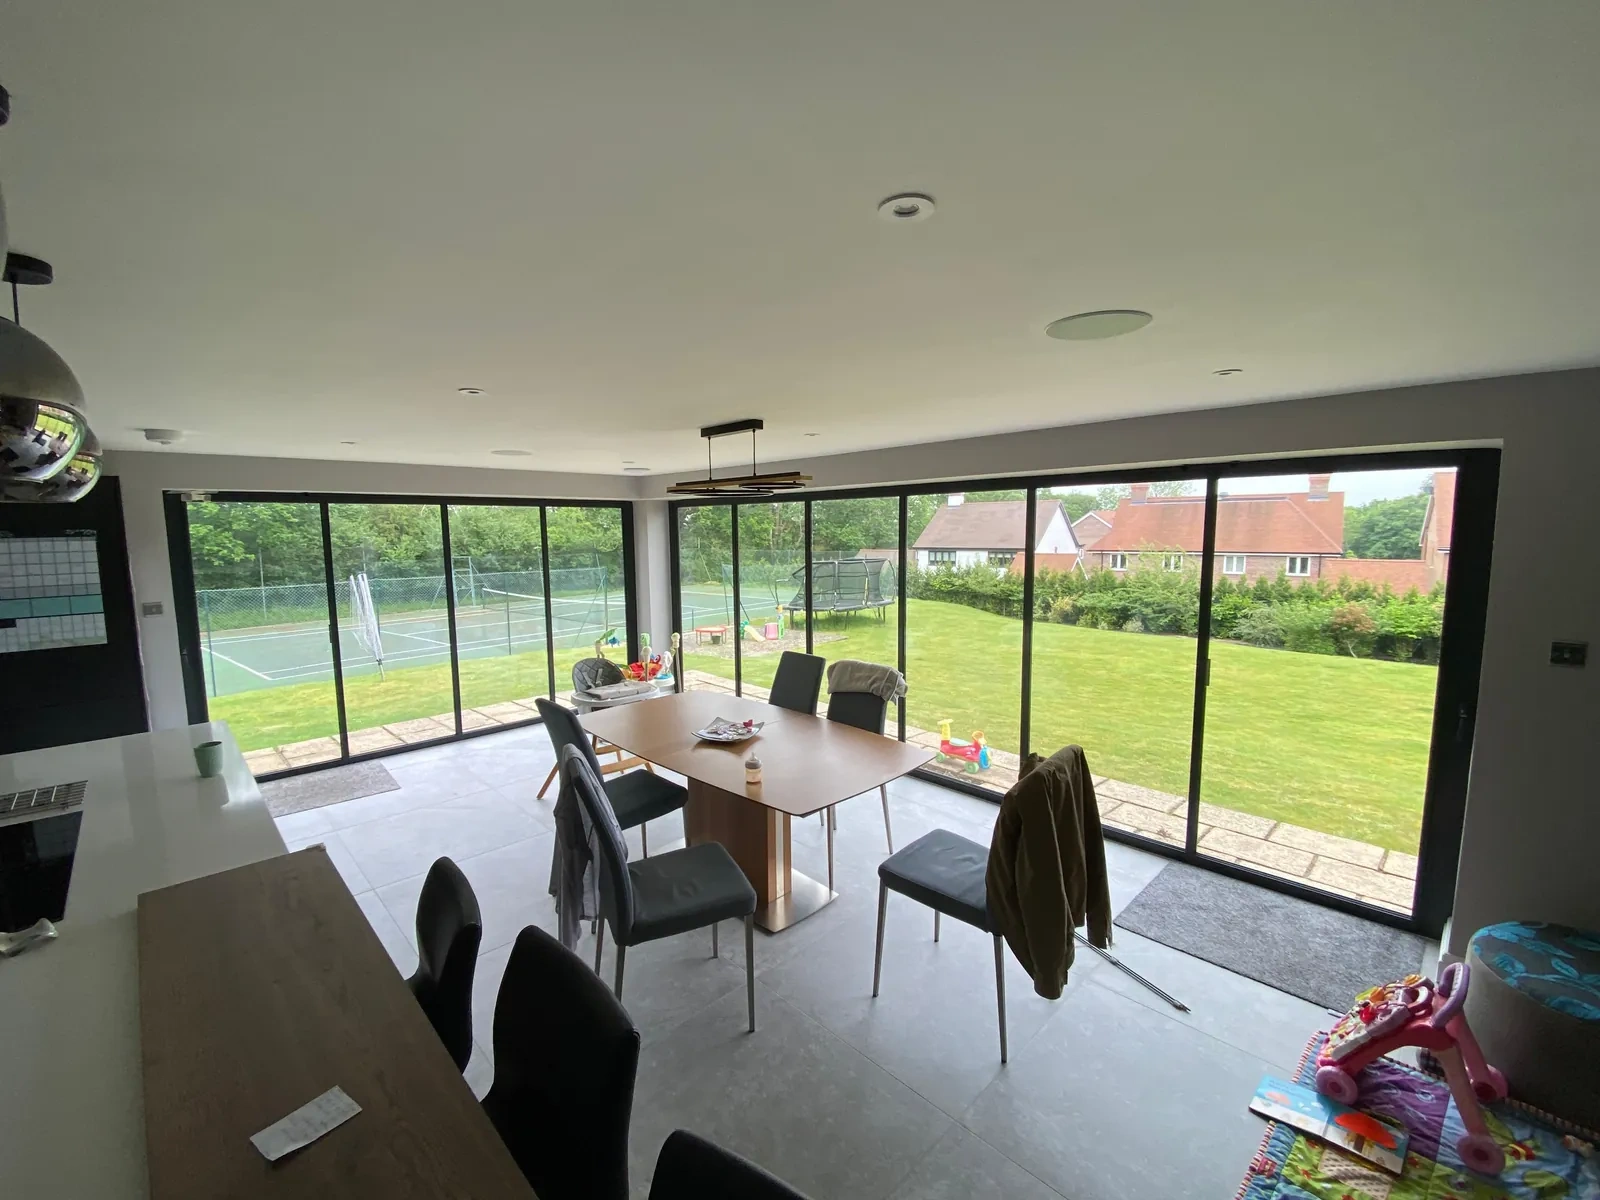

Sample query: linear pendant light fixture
[667,419,811,497]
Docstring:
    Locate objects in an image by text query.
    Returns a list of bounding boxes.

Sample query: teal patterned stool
[1464,921,1600,1129]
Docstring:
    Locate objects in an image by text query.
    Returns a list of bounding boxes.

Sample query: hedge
[903,561,1444,663]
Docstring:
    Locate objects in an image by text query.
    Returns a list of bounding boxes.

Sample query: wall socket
[141,601,165,618]
[1550,641,1587,668]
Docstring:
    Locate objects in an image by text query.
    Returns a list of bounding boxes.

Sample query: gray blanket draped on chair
[825,658,906,701]
[548,763,601,950]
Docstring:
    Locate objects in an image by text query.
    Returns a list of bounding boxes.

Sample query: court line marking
[207,648,272,680]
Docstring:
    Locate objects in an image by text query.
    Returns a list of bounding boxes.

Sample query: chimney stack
[1308,474,1331,500]
[1129,483,1150,504]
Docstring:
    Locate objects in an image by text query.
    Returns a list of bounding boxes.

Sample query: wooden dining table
[581,690,934,932]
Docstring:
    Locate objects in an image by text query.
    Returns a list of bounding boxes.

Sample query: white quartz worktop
[0,723,286,1199]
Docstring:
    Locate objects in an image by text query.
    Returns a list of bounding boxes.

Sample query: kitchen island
[0,723,285,1199]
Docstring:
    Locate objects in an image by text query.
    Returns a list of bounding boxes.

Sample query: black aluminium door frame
[164,490,638,782]
[668,446,1499,938]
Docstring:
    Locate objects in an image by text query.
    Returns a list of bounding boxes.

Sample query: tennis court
[196,578,621,698]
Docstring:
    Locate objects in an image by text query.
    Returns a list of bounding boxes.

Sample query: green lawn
[212,599,1437,852]
[701,601,1436,852]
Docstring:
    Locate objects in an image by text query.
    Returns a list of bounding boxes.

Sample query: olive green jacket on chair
[986,745,1113,999]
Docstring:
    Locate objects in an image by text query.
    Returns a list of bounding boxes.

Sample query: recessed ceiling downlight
[458,387,485,396]
[490,448,532,457]
[1044,310,1153,341]
[622,467,650,475]
[877,193,935,222]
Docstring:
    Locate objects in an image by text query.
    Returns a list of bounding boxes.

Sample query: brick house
[1075,471,1455,589]
[1082,477,1346,583]
[912,495,1078,571]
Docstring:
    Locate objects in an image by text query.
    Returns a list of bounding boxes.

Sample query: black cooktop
[0,810,83,933]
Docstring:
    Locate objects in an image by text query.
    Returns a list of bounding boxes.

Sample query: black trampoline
[787,557,896,620]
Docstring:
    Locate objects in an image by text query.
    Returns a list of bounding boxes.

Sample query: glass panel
[546,506,631,699]
[1199,467,1448,914]
[676,505,735,694]
[448,504,551,727]
[186,500,341,774]
[732,502,806,701]
[1032,480,1202,849]
[905,489,1024,794]
[328,503,455,749]
[809,496,901,733]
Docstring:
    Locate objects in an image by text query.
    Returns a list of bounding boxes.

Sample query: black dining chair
[537,657,651,798]
[648,1129,814,1199]
[406,857,482,1072]
[767,650,825,715]
[819,689,896,890]
[874,830,1011,1062]
[481,925,640,1200]
[536,697,685,856]
[564,746,759,1032]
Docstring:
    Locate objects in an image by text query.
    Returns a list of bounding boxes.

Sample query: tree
[1052,491,1097,522]
[1344,493,1429,559]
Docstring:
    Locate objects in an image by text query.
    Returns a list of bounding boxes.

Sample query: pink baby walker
[1315,963,1509,1175]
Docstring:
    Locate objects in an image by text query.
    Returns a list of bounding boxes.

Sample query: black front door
[0,477,148,753]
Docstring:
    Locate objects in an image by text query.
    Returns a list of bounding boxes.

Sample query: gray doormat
[1115,861,1428,1010]
[261,761,399,818]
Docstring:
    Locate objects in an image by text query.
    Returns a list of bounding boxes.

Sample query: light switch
[1550,641,1587,668]
[141,601,165,617]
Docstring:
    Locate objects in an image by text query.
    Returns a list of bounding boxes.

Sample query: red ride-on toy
[1315,963,1509,1175]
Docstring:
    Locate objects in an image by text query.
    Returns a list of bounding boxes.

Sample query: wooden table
[137,847,533,1199]
[581,691,934,932]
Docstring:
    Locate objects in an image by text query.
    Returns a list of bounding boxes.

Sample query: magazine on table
[693,717,764,743]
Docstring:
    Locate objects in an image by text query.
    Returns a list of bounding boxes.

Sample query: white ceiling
[4,2,1598,477]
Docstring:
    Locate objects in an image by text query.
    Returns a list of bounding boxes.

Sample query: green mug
[194,740,224,779]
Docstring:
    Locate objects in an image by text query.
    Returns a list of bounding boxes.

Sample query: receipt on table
[249,1086,362,1162]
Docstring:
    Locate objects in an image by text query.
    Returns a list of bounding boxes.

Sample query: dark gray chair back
[825,690,887,735]
[562,744,635,941]
[648,1129,814,1199]
[536,697,605,777]
[482,925,640,1200]
[768,651,825,714]
[573,656,626,692]
[407,857,482,1071]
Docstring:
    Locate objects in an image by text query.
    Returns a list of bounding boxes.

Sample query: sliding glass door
[1026,479,1201,850]
[906,489,1024,796]
[173,495,635,777]
[1196,467,1451,913]
[667,453,1493,933]
[185,500,343,772]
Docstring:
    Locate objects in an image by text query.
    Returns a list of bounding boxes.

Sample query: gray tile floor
[277,724,1357,1199]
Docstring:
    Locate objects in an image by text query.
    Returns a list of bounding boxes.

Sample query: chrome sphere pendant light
[0,80,101,503]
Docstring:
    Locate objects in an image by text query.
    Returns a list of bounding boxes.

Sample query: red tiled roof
[1330,559,1432,591]
[1010,552,1079,575]
[1425,470,1455,551]
[912,499,1064,550]
[1093,493,1344,555]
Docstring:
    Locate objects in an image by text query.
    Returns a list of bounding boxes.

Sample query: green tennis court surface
[198,592,618,697]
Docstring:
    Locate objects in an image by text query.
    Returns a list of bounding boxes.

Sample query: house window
[1107,552,1127,571]
[1222,554,1246,575]
[988,551,1013,567]
[1162,554,1185,572]
[927,550,957,565]
[1286,555,1311,577]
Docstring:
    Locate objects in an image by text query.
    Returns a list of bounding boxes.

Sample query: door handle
[1455,703,1473,744]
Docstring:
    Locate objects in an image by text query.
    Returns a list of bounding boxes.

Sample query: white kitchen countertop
[0,723,286,1199]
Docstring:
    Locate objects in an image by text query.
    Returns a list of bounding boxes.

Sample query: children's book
[1250,1075,1410,1175]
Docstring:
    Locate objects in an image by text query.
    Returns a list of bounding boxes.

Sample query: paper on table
[249,1086,362,1162]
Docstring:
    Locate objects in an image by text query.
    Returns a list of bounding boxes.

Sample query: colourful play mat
[1237,1032,1600,1199]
